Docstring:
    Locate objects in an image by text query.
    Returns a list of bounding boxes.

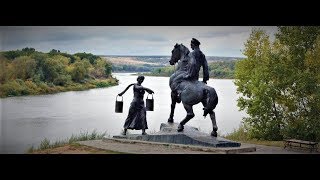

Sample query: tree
[11,56,37,80]
[22,47,35,54]
[0,55,9,83]
[2,47,36,60]
[235,29,282,140]
[90,58,107,78]
[235,27,320,141]
[31,52,49,82]
[42,56,69,83]
[104,60,112,77]
[74,52,100,65]
[276,27,320,141]
[49,49,60,54]
[71,60,88,82]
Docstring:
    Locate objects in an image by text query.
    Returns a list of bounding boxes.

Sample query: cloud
[0,26,277,56]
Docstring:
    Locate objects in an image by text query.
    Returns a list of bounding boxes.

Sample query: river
[0,73,247,153]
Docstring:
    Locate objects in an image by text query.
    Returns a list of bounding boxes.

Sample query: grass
[225,124,320,152]
[224,125,284,147]
[27,129,108,153]
[30,143,123,154]
[216,125,320,152]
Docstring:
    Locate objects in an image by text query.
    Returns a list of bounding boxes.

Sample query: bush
[0,80,28,96]
[37,82,50,93]
[25,80,40,94]
[53,74,72,86]
[225,124,250,141]
[95,81,109,88]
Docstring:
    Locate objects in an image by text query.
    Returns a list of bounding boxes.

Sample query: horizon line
[99,54,245,58]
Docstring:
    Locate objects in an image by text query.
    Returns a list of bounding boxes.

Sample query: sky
[0,26,277,57]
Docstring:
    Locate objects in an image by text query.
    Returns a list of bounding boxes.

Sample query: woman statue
[118,76,154,135]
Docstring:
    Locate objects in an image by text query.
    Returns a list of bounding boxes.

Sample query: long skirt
[123,99,148,130]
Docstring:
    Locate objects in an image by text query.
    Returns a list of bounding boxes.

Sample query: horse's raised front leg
[168,91,177,123]
[209,111,218,137]
[177,104,194,132]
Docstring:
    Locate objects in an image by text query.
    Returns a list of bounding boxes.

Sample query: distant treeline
[126,56,170,65]
[104,55,242,66]
[0,48,117,98]
[112,64,164,72]
[143,60,236,79]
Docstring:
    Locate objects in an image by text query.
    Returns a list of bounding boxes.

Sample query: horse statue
[168,43,219,137]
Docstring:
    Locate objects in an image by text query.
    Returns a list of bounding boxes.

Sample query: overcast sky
[0,26,277,57]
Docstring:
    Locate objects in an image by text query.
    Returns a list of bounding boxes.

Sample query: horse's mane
[179,44,190,56]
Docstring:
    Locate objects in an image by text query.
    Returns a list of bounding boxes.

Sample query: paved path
[78,139,319,154]
[79,139,219,154]
[243,144,316,154]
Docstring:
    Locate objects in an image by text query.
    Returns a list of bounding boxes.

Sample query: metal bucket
[115,95,123,113]
[146,94,154,111]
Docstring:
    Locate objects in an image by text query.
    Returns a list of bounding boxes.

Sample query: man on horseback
[168,42,218,136]
[176,38,210,116]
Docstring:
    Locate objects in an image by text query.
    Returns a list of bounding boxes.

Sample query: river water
[0,73,247,153]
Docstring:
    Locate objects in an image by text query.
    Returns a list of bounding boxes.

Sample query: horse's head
[169,43,190,65]
[169,43,181,65]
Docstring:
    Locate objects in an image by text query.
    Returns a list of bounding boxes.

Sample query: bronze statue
[118,76,154,135]
[172,38,209,103]
[168,40,219,137]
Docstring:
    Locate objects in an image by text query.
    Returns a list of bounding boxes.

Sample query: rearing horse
[168,43,219,137]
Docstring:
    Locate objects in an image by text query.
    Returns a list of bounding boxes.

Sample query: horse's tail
[204,86,218,116]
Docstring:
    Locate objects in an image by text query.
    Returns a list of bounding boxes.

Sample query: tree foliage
[12,56,37,80]
[235,27,320,141]
[74,52,100,64]
[71,60,89,82]
[0,48,116,97]
[208,61,235,79]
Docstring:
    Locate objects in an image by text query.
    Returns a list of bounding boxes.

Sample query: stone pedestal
[113,123,241,148]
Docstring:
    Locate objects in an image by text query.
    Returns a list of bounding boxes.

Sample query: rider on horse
[168,41,218,136]
[176,38,210,116]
